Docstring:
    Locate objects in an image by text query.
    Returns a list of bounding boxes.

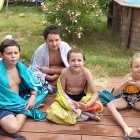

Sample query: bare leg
[138,128,140,133]
[107,98,133,136]
[133,101,140,111]
[0,114,27,134]
[133,102,140,133]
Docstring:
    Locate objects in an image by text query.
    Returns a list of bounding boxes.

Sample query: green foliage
[45,0,111,40]
[0,5,132,77]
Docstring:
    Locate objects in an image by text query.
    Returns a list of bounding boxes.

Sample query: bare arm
[40,66,65,75]
[60,69,67,92]
[113,74,133,96]
[26,90,37,110]
[134,81,140,90]
[84,69,98,107]
[45,74,59,82]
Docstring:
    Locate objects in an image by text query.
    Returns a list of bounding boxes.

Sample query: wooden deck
[1,77,140,140]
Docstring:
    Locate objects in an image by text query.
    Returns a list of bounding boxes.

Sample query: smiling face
[1,46,20,67]
[46,34,61,51]
[132,57,140,78]
[132,57,140,79]
[68,52,85,72]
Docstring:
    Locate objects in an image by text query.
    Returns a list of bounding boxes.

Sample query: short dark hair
[67,48,85,61]
[0,39,20,54]
[43,24,61,40]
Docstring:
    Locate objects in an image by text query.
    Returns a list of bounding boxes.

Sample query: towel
[29,41,71,83]
[0,60,48,120]
[46,78,103,124]
[97,89,120,106]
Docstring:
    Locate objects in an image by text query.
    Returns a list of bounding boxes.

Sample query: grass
[0,4,133,78]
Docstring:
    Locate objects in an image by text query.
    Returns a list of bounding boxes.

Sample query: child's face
[1,46,20,66]
[46,34,61,51]
[132,58,140,77]
[68,52,85,71]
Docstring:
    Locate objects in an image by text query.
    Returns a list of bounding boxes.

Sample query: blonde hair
[131,53,140,67]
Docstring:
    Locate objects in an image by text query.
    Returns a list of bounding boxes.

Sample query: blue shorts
[0,109,16,120]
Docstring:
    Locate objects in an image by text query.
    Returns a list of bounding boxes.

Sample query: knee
[5,125,20,134]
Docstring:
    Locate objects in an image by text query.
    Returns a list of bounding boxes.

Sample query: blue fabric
[0,60,48,120]
[0,109,14,120]
[97,89,120,106]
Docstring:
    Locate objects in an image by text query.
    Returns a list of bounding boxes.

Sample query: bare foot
[137,127,140,133]
[90,116,101,121]
[124,127,133,136]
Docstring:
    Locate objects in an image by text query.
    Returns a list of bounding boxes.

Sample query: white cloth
[29,41,71,83]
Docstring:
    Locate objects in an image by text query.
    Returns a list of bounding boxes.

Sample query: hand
[40,66,50,74]
[123,77,135,86]
[26,95,36,110]
[73,102,81,109]
[79,102,91,109]
[74,102,87,109]
[45,74,59,81]
[127,77,136,85]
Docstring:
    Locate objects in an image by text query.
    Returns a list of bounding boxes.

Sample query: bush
[44,0,111,40]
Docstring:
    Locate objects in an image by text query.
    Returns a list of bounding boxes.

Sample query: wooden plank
[129,30,140,51]
[103,107,140,117]
[131,27,140,34]
[129,42,140,52]
[39,96,55,112]
[28,108,140,126]
[112,2,122,36]
[82,135,124,140]
[131,9,140,21]
[20,121,139,137]
[0,135,12,140]
[130,38,140,46]
[19,132,81,140]
[79,115,140,127]
[131,20,140,29]
[130,31,140,40]
[132,8,140,15]
[131,17,140,23]
[120,7,132,49]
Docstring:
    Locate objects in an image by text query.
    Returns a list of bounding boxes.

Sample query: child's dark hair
[43,24,61,40]
[67,48,85,61]
[0,39,20,54]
